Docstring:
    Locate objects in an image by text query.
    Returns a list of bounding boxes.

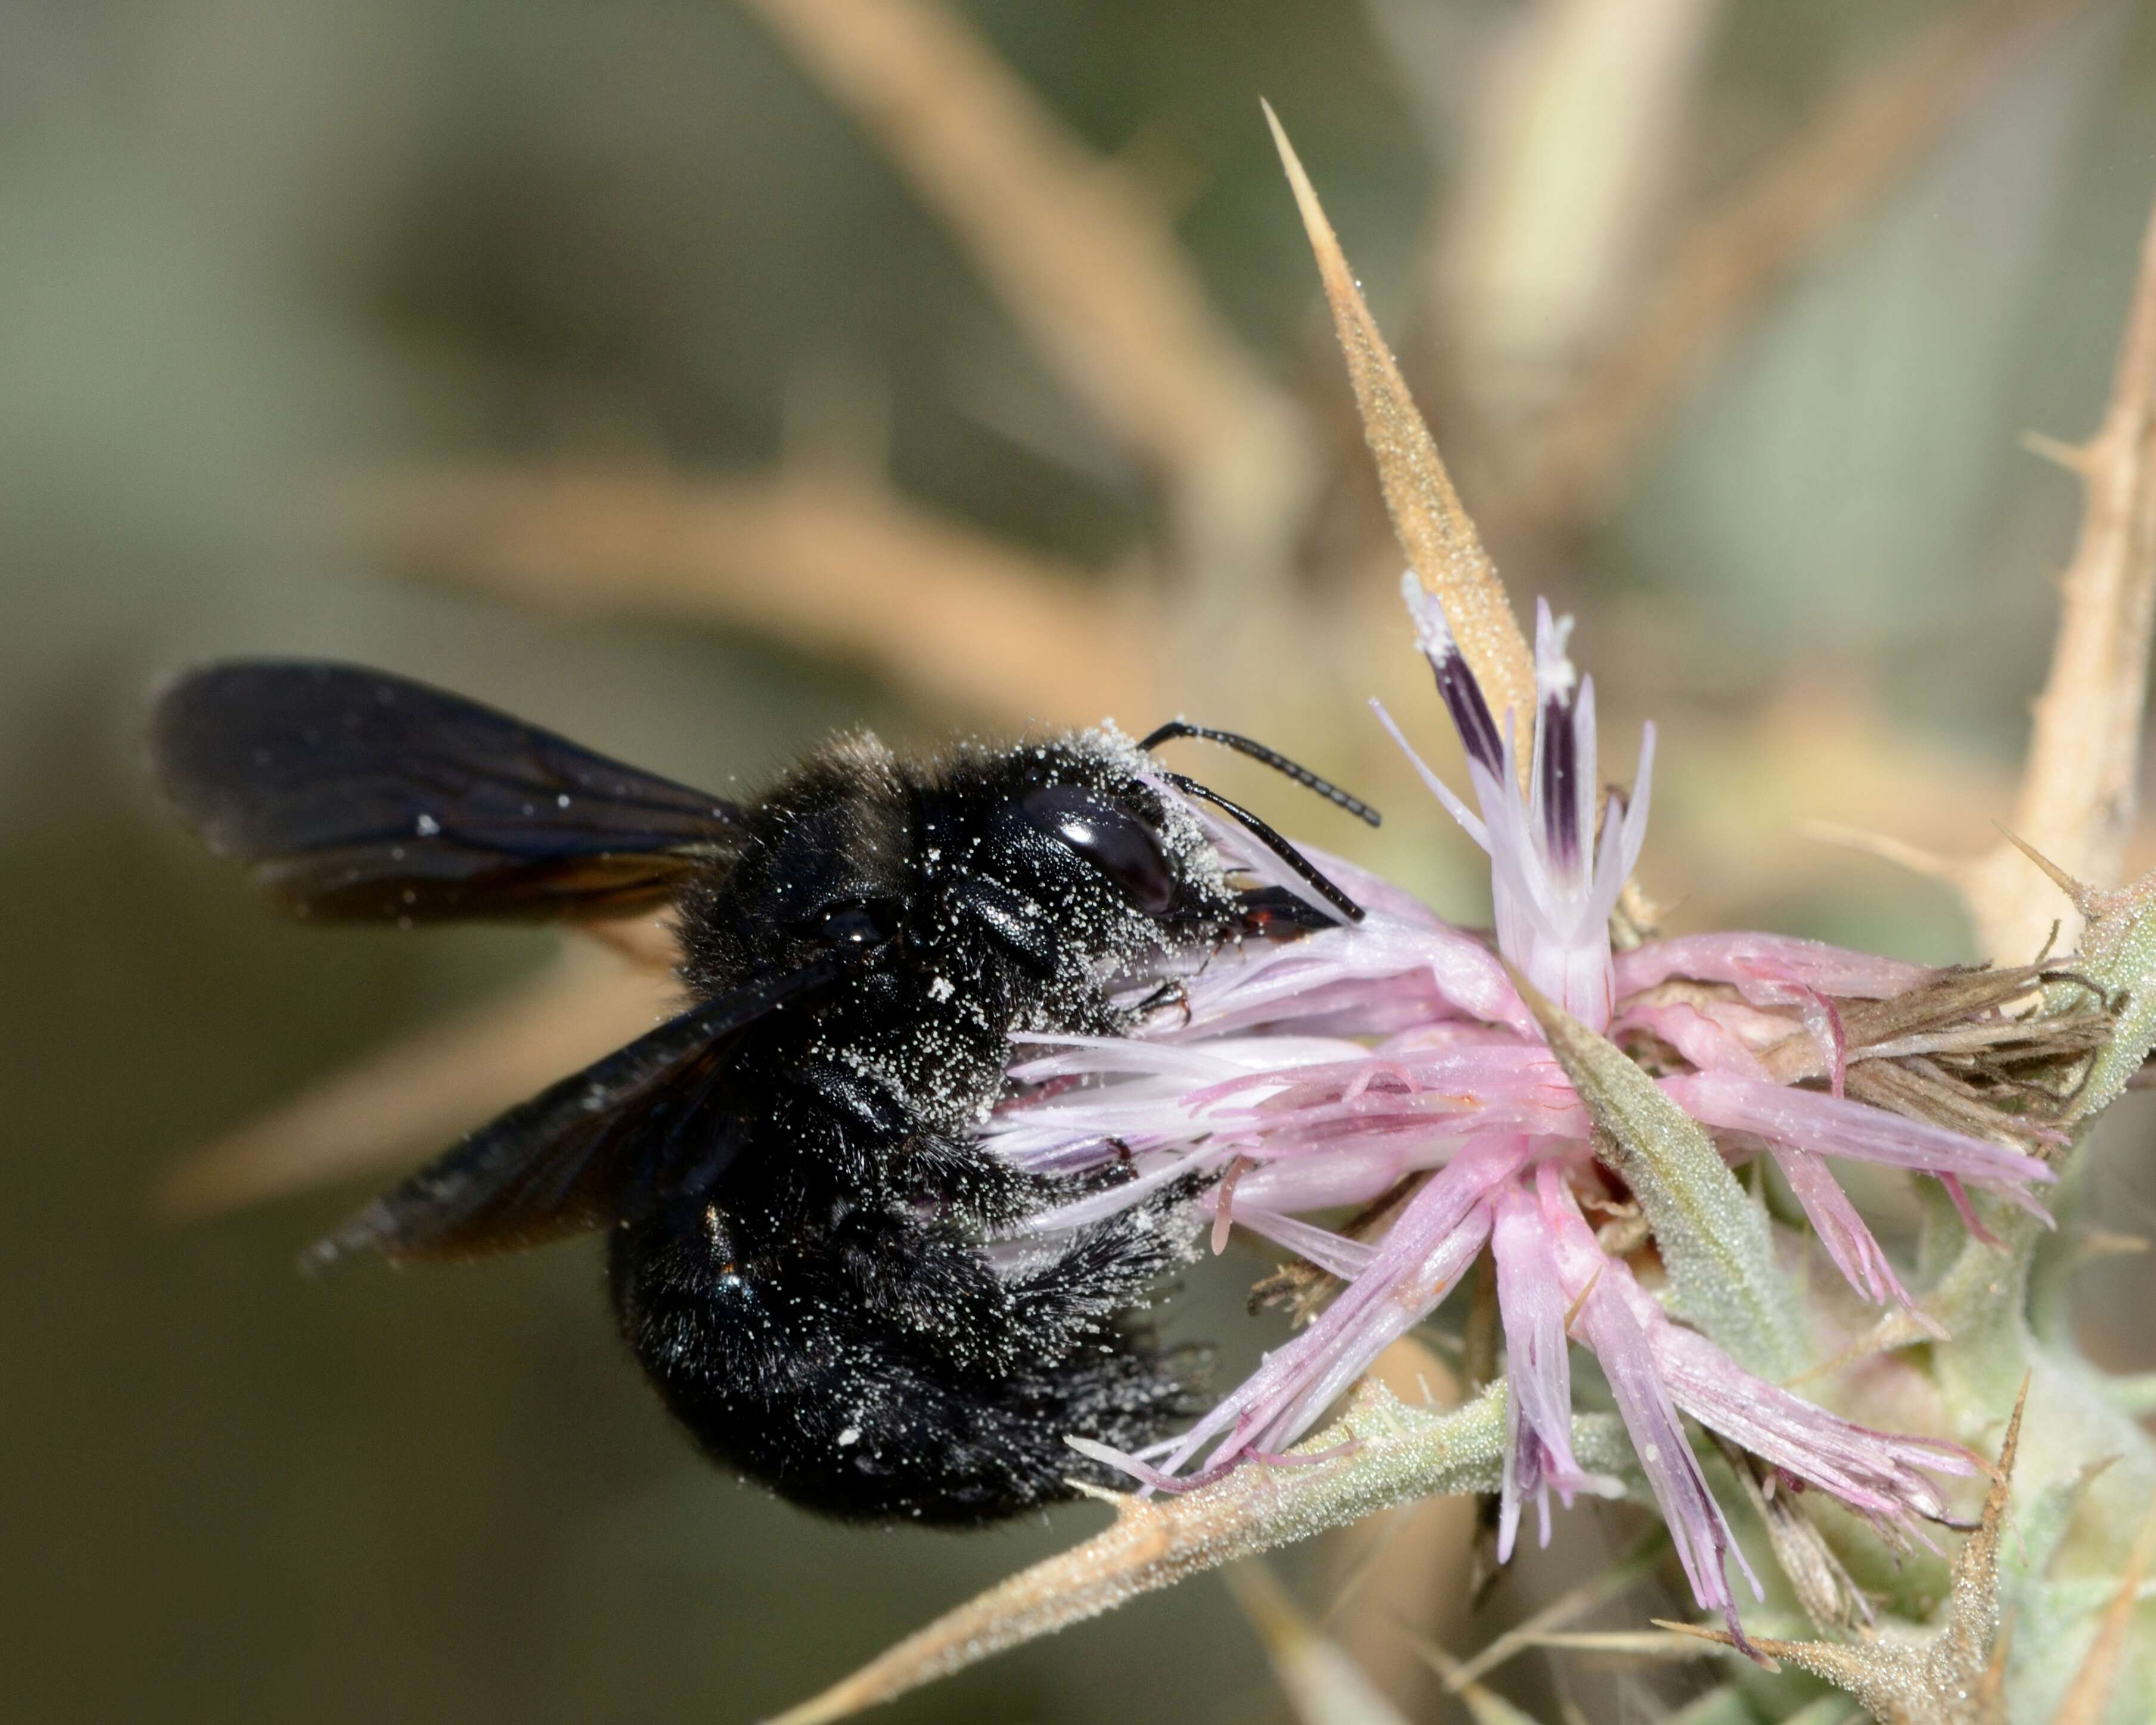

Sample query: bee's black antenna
[1139,722,1381,828]
[1158,771,1366,924]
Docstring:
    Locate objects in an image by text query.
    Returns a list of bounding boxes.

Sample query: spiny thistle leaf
[1656,1382,2028,1724]
[1902,853,2156,1387]
[2036,856,2156,1124]
[1960,178,2156,965]
[1508,963,1805,1381]
[763,1385,1635,1724]
[1261,100,1538,764]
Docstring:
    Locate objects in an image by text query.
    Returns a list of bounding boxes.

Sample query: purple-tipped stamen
[1402,573,1507,777]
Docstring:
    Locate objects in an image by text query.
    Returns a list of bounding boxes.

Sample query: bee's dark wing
[151,661,741,921]
[307,954,850,1265]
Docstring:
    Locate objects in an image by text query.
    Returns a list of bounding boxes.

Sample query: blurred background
[8,0,2156,1719]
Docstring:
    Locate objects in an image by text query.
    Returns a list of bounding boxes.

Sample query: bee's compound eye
[816,899,900,947]
[1021,785,1176,913]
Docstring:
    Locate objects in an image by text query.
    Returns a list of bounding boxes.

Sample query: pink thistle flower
[990,583,2046,1643]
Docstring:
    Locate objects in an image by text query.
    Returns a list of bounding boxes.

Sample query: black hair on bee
[151,663,1377,1524]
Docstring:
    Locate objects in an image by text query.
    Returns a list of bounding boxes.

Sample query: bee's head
[943,735,1237,934]
[911,728,1375,1035]
[933,724,1375,955]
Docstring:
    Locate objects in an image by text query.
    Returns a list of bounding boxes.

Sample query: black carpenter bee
[151,663,1377,1524]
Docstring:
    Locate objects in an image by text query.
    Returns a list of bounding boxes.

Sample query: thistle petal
[1492,1174,1617,1558]
[1542,1182,1763,1642]
[1652,1324,1979,1528]
[1154,1138,1526,1477]
[1666,1071,2054,1192]
[1616,933,1933,1005]
[1768,1144,1921,1311]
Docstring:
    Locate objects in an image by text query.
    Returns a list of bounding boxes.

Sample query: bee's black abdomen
[610,1192,1200,1524]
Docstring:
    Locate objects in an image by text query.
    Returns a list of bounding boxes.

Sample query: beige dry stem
[1401,1631,1549,1725]
[1428,0,1722,428]
[737,0,1313,610]
[1958,182,2156,963]
[1223,1560,1413,1725]
[1321,1337,1476,1713]
[344,466,1156,729]
[1439,1533,1669,1692]
[2045,1501,2156,1725]
[1515,0,2096,534]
